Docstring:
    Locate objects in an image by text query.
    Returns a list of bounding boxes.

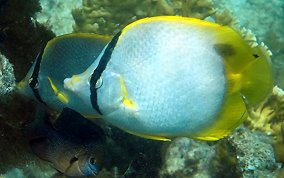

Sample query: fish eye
[252,54,259,58]
[88,157,99,175]
[89,157,96,165]
[95,77,103,89]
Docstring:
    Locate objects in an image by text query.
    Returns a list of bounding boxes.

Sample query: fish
[19,16,273,141]
[17,33,110,118]
[68,16,273,141]
[25,107,106,177]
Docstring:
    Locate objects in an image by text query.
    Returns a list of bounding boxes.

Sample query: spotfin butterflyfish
[19,16,273,141]
[17,33,110,118]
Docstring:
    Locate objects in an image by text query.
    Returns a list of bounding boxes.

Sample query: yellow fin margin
[125,129,171,141]
[43,33,111,62]
[192,92,247,141]
[121,16,221,38]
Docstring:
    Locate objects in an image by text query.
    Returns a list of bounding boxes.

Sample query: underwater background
[0,0,284,177]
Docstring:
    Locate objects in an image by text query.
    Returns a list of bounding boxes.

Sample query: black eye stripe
[90,31,122,114]
[70,156,79,164]
[29,48,46,104]
[89,157,95,164]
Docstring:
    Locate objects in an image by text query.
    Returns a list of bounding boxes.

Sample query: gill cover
[90,16,273,141]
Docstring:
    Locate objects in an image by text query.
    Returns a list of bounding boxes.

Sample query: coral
[172,0,215,19]
[211,9,238,27]
[159,137,215,177]
[35,0,81,36]
[245,86,284,166]
[72,0,215,35]
[218,126,282,178]
[0,53,15,95]
[245,86,284,140]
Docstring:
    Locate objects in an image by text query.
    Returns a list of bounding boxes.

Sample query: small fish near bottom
[24,107,106,177]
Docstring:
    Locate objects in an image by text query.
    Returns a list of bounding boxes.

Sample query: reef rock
[160,126,282,178]
[217,127,281,178]
[36,0,81,36]
[0,53,15,95]
[160,137,215,178]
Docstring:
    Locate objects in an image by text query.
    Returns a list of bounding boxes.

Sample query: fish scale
[98,18,226,137]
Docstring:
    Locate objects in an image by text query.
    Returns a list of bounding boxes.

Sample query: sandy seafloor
[0,0,284,177]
